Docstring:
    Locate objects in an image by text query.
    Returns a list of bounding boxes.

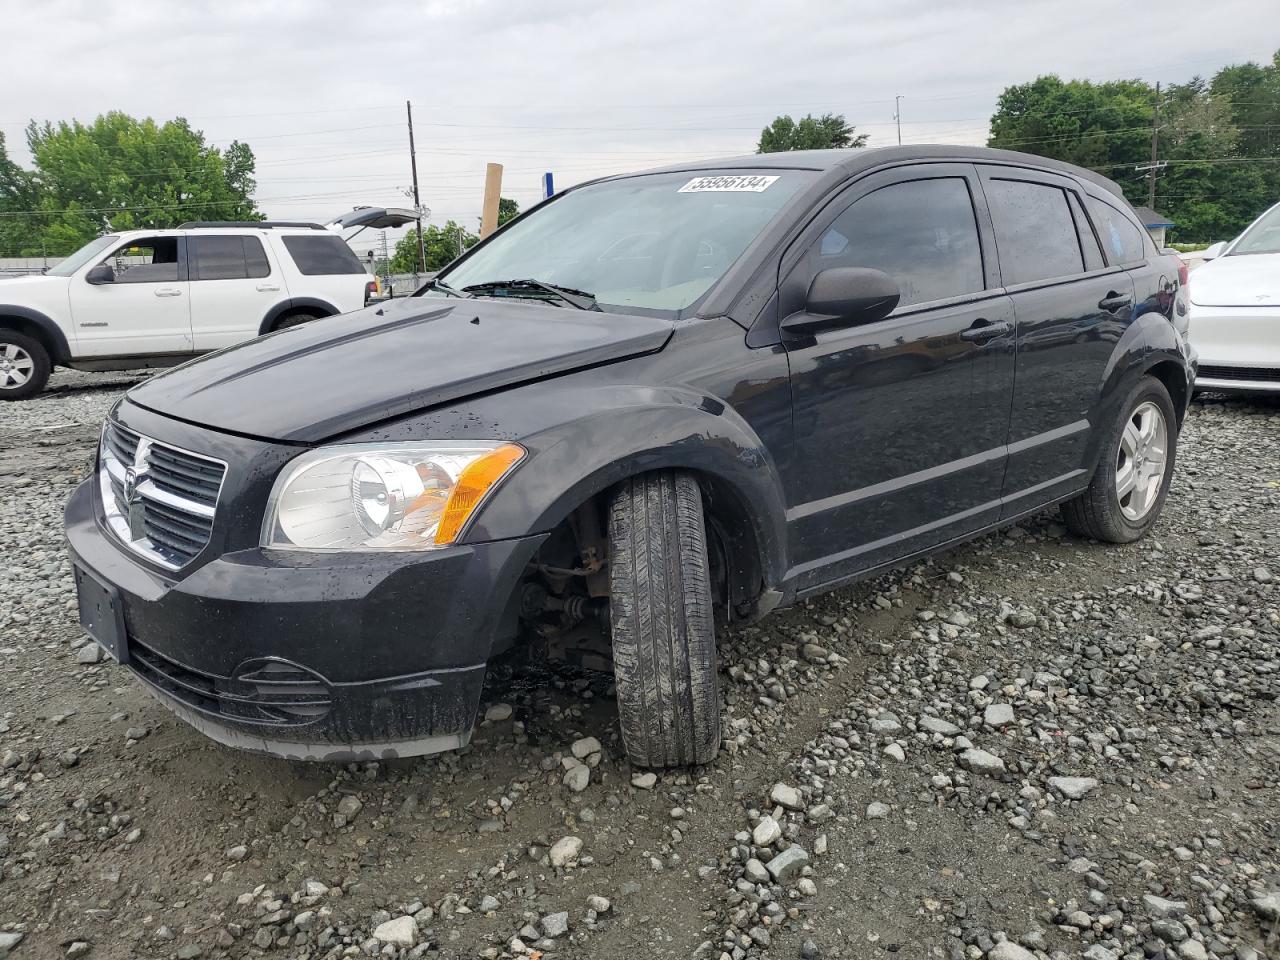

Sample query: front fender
[462,382,790,591]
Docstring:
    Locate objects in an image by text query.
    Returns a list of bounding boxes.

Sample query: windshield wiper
[461,278,600,311]
[418,277,469,298]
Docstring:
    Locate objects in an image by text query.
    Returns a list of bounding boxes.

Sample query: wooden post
[480,163,503,239]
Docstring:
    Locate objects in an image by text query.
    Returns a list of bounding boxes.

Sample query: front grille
[129,641,332,726]
[97,421,227,569]
[1198,364,1280,383]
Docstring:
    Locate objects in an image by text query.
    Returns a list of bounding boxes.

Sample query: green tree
[4,112,261,255]
[498,197,519,226]
[389,220,478,273]
[757,113,867,153]
[0,133,40,256]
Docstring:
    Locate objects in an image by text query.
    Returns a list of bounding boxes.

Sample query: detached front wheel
[608,471,720,768]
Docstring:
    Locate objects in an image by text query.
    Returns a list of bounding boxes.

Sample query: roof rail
[175,220,327,230]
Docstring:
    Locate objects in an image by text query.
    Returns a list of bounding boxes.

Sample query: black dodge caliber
[65,146,1196,766]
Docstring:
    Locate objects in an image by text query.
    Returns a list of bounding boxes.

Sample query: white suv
[0,222,375,399]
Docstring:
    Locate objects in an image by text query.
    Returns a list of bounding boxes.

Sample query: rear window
[281,235,366,275]
[190,235,271,281]
[1086,196,1148,264]
[985,179,1084,285]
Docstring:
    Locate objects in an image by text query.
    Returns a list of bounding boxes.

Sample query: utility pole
[1147,82,1160,209]
[894,95,902,146]
[406,100,426,274]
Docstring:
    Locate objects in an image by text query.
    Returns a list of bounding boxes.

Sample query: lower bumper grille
[1198,364,1280,383]
[130,642,333,727]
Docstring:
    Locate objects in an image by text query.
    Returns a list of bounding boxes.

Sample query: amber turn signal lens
[434,443,525,545]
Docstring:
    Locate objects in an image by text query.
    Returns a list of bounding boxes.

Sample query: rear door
[976,166,1137,515]
[779,164,1017,588]
[66,235,192,357]
[188,233,284,351]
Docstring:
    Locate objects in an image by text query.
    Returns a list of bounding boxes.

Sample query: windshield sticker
[678,175,780,194]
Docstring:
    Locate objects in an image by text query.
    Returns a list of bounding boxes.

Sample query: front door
[67,235,192,357]
[778,165,1016,591]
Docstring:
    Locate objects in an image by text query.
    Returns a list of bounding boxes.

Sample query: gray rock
[333,794,362,826]
[631,772,657,789]
[869,713,902,734]
[1179,941,1208,960]
[744,858,770,883]
[765,845,808,882]
[959,747,1006,775]
[866,801,890,819]
[769,782,804,810]
[1250,891,1280,921]
[1142,894,1188,918]
[124,726,148,741]
[983,703,1015,726]
[586,895,611,913]
[570,736,601,759]
[1082,946,1118,960]
[541,911,569,937]
[1048,776,1099,800]
[225,844,249,862]
[883,743,906,762]
[549,835,583,867]
[987,942,1036,960]
[372,916,417,947]
[0,933,24,957]
[563,764,590,793]
[1151,918,1189,943]
[752,815,782,847]
[919,716,961,736]
[76,643,105,664]
[484,703,513,722]
[65,942,91,959]
[479,895,500,912]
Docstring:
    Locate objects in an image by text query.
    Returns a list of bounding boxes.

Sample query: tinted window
[1085,196,1147,264]
[1068,192,1105,271]
[985,179,1084,284]
[104,237,179,284]
[190,235,271,281]
[807,178,984,308]
[282,235,366,275]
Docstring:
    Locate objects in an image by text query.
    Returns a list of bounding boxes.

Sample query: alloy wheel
[0,343,34,390]
[1115,400,1168,521]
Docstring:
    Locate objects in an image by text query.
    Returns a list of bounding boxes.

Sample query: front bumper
[65,478,544,761]
[1189,304,1280,392]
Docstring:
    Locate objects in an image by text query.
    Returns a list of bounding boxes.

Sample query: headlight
[261,441,524,551]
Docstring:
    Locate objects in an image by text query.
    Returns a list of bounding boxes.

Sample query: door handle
[959,319,1012,343]
[153,287,182,298]
[1098,292,1132,312]
[256,283,280,292]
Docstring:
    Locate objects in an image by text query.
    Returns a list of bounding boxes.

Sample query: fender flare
[0,304,72,364]
[258,297,339,335]
[460,383,791,597]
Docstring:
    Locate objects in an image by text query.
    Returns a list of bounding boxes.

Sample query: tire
[1061,376,1178,543]
[272,311,319,331]
[0,331,51,401]
[608,471,720,768]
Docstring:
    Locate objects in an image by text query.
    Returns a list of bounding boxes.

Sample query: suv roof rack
[176,220,327,230]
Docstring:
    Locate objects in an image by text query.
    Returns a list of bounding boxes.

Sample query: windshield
[45,235,120,277]
[437,170,813,315]
[1230,203,1280,256]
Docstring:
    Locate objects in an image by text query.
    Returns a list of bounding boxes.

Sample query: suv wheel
[608,471,720,768]
[1062,377,1177,543]
[0,332,51,401]
[273,311,319,331]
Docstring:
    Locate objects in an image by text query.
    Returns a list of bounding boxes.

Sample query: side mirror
[1202,241,1228,261]
[781,267,901,335]
[85,263,115,285]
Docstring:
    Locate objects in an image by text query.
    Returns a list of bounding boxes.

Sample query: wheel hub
[1115,401,1168,522]
[0,344,34,388]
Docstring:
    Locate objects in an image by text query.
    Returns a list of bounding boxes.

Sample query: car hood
[1190,252,1280,307]
[126,296,673,443]
[0,274,67,294]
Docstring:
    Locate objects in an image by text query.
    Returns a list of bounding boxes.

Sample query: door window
[1085,196,1148,265]
[985,179,1084,285]
[190,235,271,281]
[104,237,179,283]
[1068,193,1105,271]
[804,178,985,308]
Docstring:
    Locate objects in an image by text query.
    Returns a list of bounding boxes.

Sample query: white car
[1189,200,1280,393]
[0,222,377,400]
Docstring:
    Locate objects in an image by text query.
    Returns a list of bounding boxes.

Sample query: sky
[2,0,1276,252]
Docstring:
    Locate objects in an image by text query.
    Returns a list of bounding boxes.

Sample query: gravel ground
[0,372,1277,960]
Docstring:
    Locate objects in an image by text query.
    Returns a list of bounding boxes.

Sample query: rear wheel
[608,471,720,768]
[272,311,319,331]
[1061,377,1177,543]
[0,331,51,401]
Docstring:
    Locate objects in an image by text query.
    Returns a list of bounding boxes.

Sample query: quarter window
[281,235,366,275]
[807,178,985,308]
[1085,196,1148,264]
[190,235,271,281]
[1068,193,1105,272]
[103,237,179,284]
[985,179,1084,285]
